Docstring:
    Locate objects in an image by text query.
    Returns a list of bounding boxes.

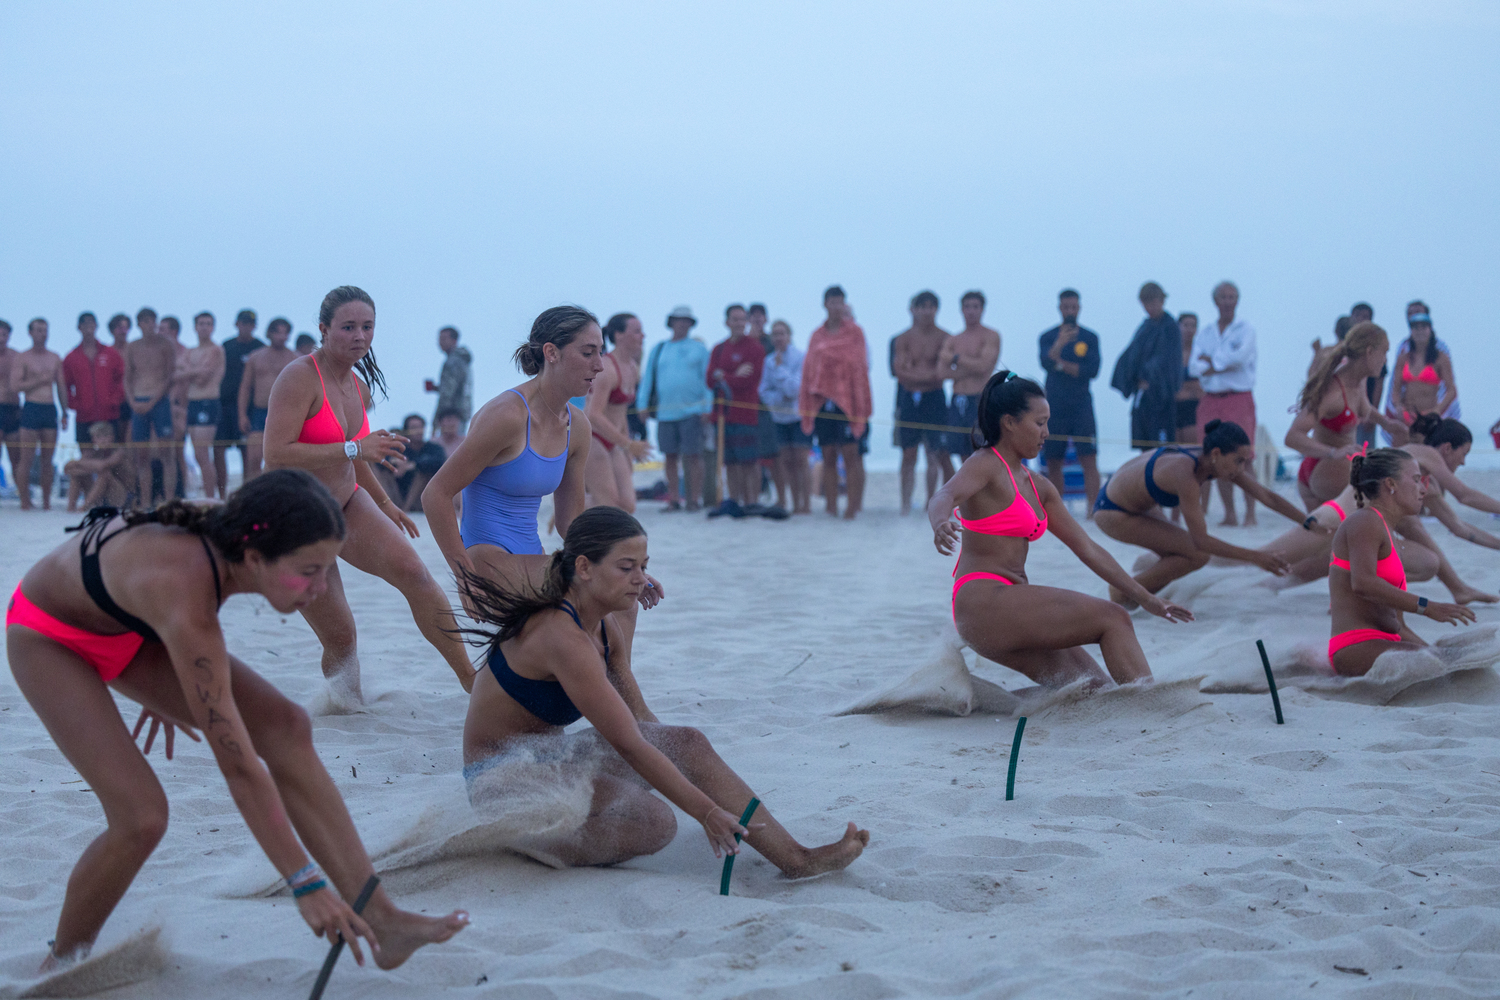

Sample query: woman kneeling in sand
[460,505,867,873]
[1329,448,1474,675]
[1092,419,1306,602]
[5,470,467,972]
[927,371,1192,687]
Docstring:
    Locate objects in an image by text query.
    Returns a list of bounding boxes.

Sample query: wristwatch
[344,440,359,460]
[1417,596,1429,611]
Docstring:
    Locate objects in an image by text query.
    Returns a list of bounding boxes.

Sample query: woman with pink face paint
[5,470,469,974]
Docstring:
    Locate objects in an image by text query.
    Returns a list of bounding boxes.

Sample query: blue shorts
[774,421,812,448]
[948,393,982,459]
[130,396,173,442]
[723,422,760,465]
[0,403,21,435]
[249,407,268,432]
[187,399,220,430]
[1044,400,1098,460]
[814,402,870,454]
[20,401,58,431]
[897,388,949,451]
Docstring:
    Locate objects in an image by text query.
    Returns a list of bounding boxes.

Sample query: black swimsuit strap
[557,600,611,663]
[77,515,158,640]
[198,535,223,607]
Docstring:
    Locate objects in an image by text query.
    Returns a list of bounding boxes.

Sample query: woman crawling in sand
[1092,419,1306,601]
[927,371,1192,688]
[4,471,467,972]
[1252,415,1498,604]
[460,505,868,873]
[1328,448,1474,675]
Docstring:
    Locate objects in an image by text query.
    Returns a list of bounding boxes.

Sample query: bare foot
[779,822,869,878]
[1451,585,1500,605]
[1108,585,1140,611]
[367,903,470,971]
[1219,516,1239,527]
[842,510,859,521]
[1243,514,1258,526]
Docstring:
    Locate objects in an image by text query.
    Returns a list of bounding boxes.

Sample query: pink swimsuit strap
[956,448,1047,542]
[1324,501,1346,521]
[297,355,372,445]
[1329,508,1405,590]
[951,571,1015,622]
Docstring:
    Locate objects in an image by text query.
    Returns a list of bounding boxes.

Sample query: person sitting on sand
[424,306,664,666]
[927,371,1193,688]
[1092,419,1305,600]
[459,505,869,872]
[5,470,468,972]
[263,286,478,702]
[63,421,130,510]
[1328,447,1474,676]
[1284,321,1409,510]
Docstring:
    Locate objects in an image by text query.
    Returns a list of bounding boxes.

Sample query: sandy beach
[4,471,1500,998]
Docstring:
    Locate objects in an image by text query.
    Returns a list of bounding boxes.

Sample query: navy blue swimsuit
[1094,447,1199,513]
[487,600,607,727]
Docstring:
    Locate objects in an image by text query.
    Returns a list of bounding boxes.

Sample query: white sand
[4,473,1500,997]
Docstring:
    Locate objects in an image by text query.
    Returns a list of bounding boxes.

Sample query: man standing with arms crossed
[181,311,227,497]
[1188,280,1259,525]
[214,308,264,497]
[891,290,954,514]
[1038,289,1102,512]
[938,290,1001,462]
[10,318,69,510]
[238,317,297,480]
[125,309,178,505]
[62,311,125,451]
[708,303,766,511]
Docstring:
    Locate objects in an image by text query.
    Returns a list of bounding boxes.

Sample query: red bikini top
[956,448,1048,542]
[1320,379,1358,432]
[1402,361,1441,386]
[605,354,633,406]
[297,355,371,445]
[1329,507,1406,591]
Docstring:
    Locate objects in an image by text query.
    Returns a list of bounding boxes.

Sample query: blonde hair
[1299,321,1387,414]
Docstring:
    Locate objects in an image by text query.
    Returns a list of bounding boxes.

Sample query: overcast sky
[3,0,1496,470]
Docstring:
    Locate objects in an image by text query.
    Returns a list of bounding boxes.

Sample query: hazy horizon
[4,0,1497,474]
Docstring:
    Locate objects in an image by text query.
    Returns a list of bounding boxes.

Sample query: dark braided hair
[111,468,344,561]
[318,285,387,401]
[458,506,644,651]
[1349,447,1411,508]
[513,305,599,376]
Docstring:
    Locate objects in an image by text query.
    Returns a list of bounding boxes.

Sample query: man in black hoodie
[1110,282,1181,451]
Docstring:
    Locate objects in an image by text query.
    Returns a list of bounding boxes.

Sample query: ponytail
[973,370,1046,448]
[1298,321,1388,414]
[1349,446,1410,508]
[459,506,645,651]
[1408,412,1442,441]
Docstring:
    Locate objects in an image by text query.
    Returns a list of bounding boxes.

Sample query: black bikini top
[69,507,222,642]
[486,600,608,727]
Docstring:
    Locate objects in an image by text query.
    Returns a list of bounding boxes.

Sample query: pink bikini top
[956,447,1048,542]
[1329,507,1406,591]
[1402,362,1441,386]
[1320,380,1358,432]
[297,355,371,445]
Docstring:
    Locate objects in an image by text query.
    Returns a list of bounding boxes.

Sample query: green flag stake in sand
[1257,639,1284,725]
[308,874,380,1000]
[718,797,761,896]
[1005,717,1027,801]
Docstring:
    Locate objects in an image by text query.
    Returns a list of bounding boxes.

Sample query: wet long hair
[1299,321,1387,413]
[102,468,345,562]
[318,285,388,401]
[459,506,645,652]
[1349,447,1411,508]
[973,370,1046,449]
[513,306,599,376]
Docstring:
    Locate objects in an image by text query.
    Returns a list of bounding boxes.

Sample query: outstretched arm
[1423,493,1500,549]
[926,452,992,554]
[1233,470,1310,525]
[1172,473,1290,574]
[1038,480,1191,622]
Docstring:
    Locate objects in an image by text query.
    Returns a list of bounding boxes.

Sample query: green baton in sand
[718,797,761,896]
[308,874,380,1000]
[1256,639,1284,724]
[1006,717,1027,801]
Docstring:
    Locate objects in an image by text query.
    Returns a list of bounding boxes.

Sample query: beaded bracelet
[292,879,328,898]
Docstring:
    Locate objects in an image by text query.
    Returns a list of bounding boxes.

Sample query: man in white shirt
[1188,281,1258,526]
